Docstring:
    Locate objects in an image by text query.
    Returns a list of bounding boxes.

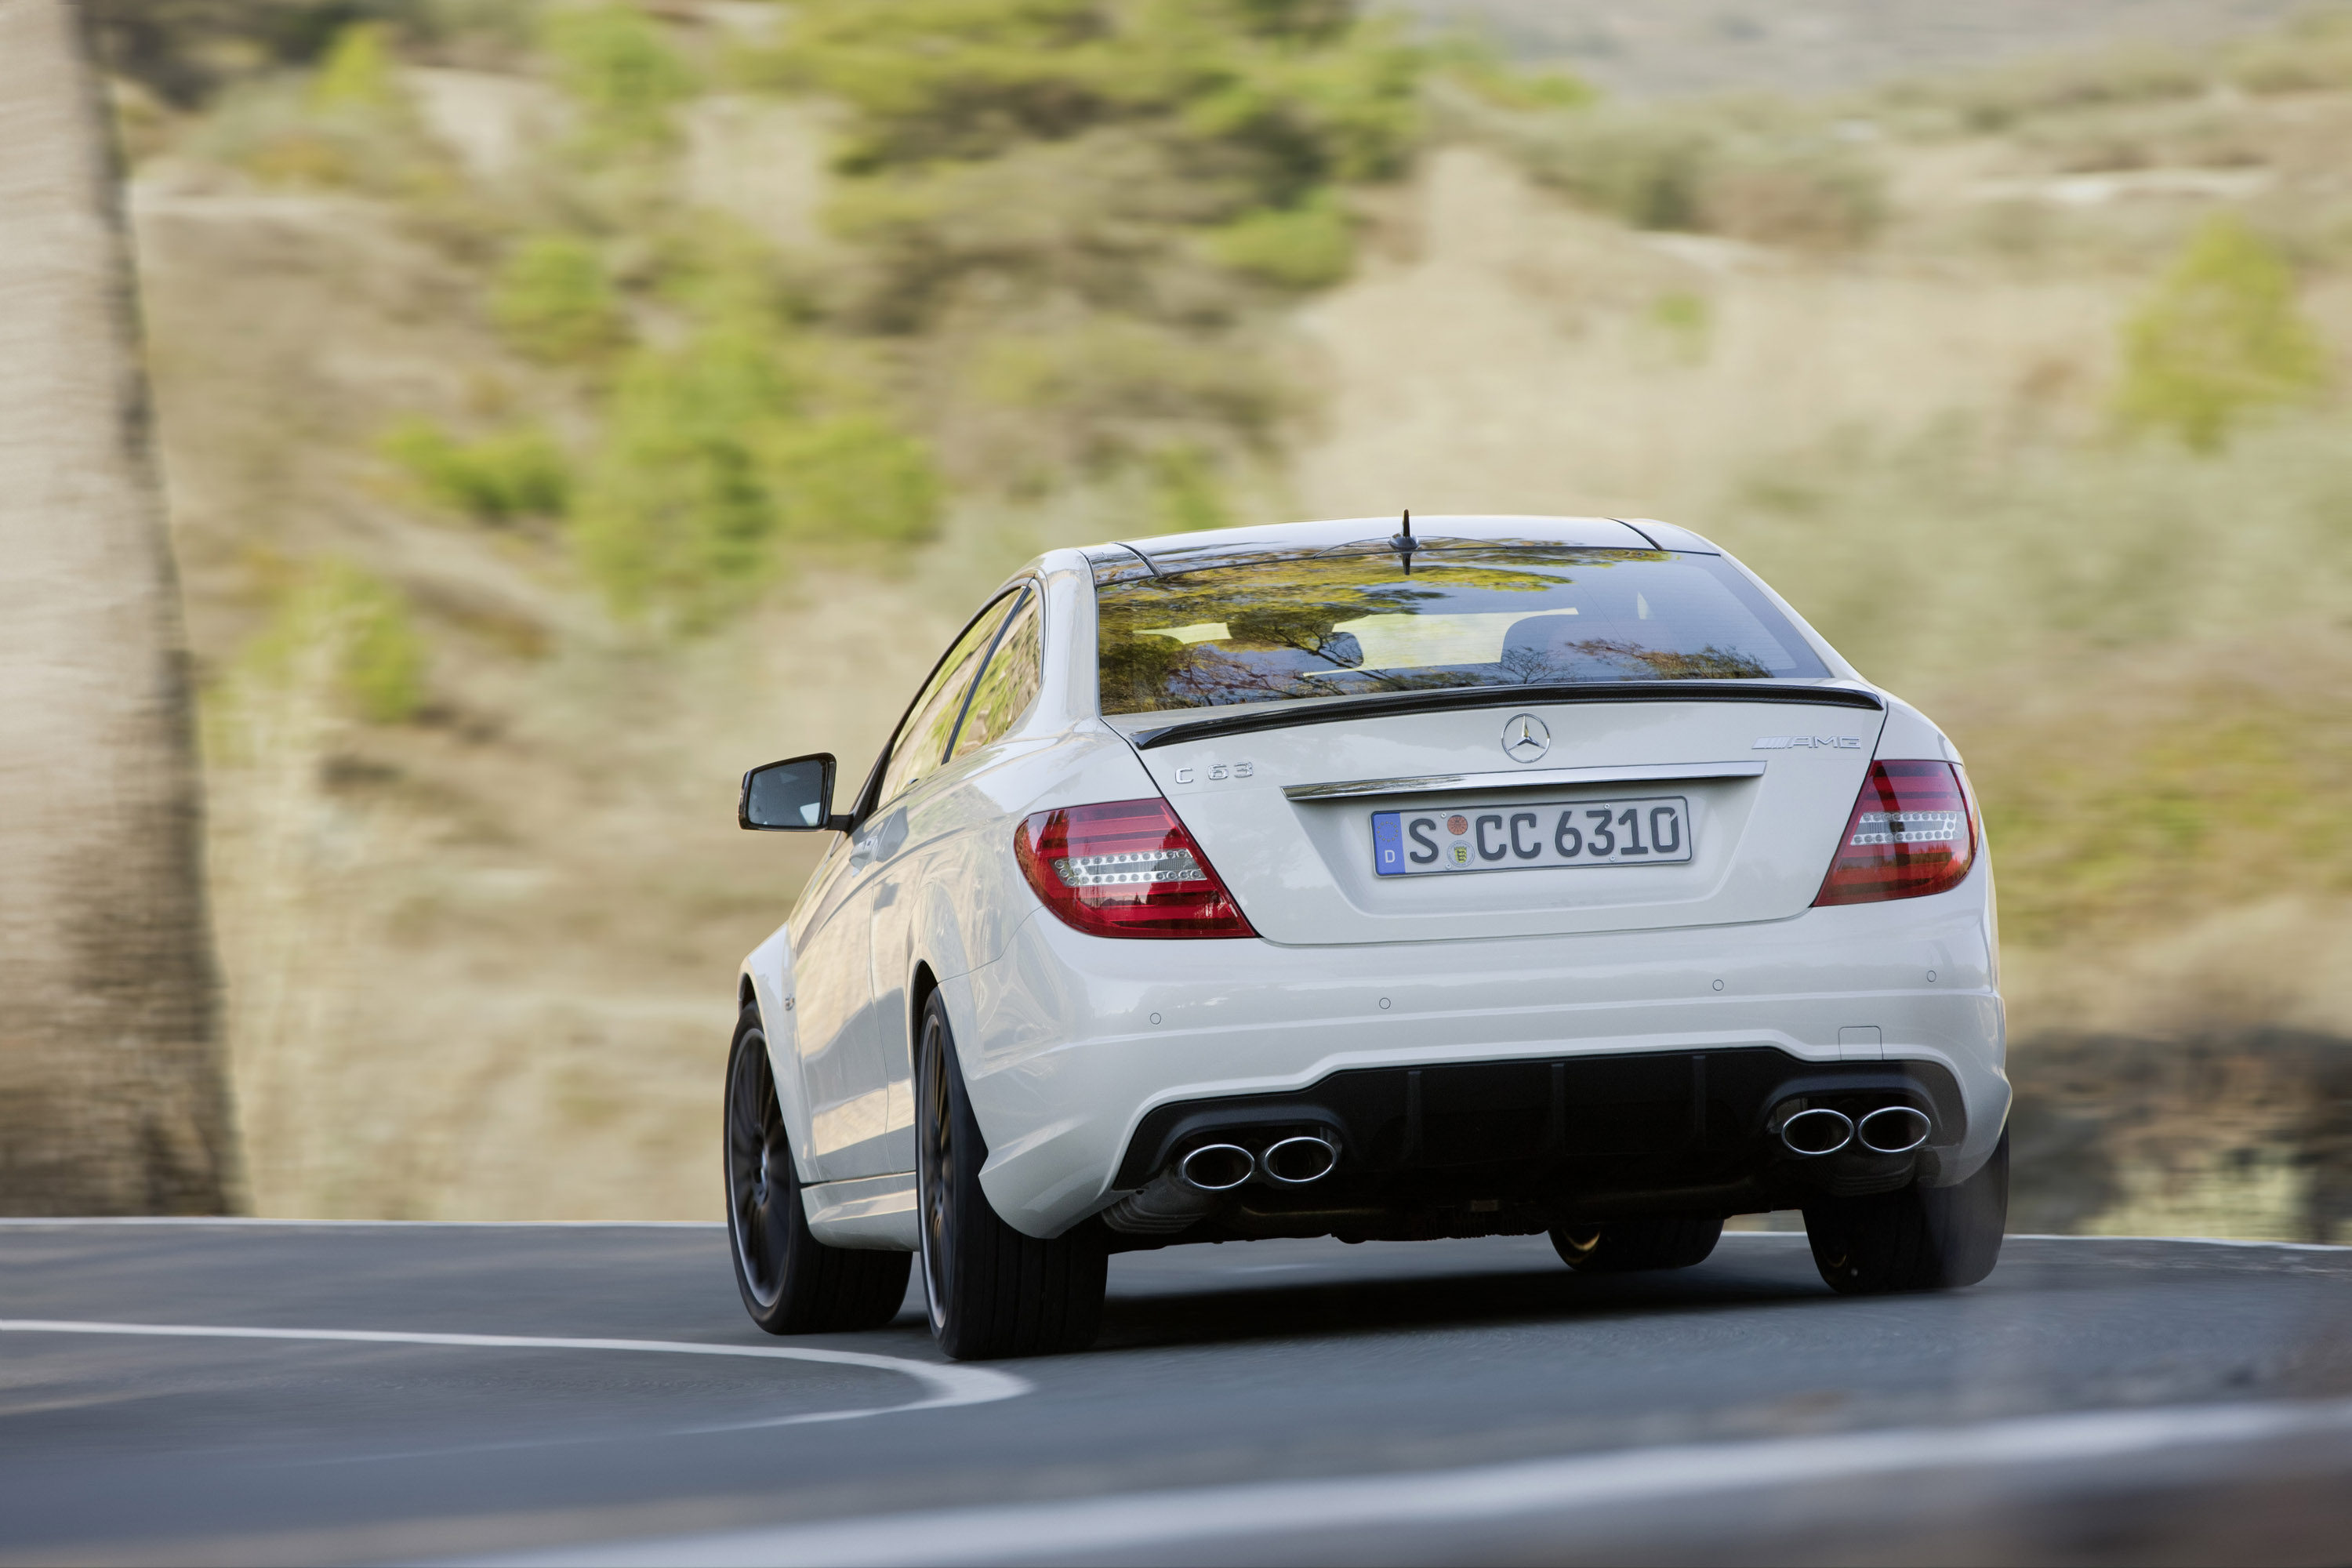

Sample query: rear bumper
[1103,1047,1968,1247]
[953,874,2005,1239]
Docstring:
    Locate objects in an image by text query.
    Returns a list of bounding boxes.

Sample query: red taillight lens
[1014,798,1256,939]
[1813,760,1978,906]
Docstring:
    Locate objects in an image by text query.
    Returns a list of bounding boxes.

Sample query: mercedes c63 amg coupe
[727,515,2008,1360]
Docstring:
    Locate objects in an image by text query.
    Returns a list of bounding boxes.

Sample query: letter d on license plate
[1373,797,1693,877]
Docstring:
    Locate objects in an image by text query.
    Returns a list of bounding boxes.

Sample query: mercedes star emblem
[1501,713,1551,763]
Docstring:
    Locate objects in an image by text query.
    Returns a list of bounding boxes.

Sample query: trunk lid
[1115,689,1882,945]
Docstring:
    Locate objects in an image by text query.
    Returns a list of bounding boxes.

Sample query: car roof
[1080,515,1719,584]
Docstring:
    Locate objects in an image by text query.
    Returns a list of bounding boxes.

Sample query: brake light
[1813,760,1978,906]
[1014,798,1256,938]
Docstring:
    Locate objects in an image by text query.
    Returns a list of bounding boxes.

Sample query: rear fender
[741,923,819,1179]
[1875,695,1958,763]
[909,878,972,1067]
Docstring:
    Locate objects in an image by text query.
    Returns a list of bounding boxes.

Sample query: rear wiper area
[1123,681,1883,750]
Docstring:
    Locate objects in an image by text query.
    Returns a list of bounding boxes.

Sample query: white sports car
[728,516,2008,1360]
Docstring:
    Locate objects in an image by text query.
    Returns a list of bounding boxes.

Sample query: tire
[1803,1128,2009,1295]
[724,1007,911,1334]
[1552,1213,1724,1273]
[916,991,1105,1360]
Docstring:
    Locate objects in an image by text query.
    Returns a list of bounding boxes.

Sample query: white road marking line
[0,1320,1029,1427]
[0,1217,724,1228]
[2008,1232,2352,1252]
[448,1396,2352,1568]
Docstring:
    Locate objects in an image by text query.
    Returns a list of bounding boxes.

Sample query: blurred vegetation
[380,419,571,523]
[490,235,629,364]
[244,561,430,728]
[86,0,534,103]
[1446,90,1885,248]
[189,17,460,195]
[1980,691,2352,950]
[108,0,2352,1225]
[2115,214,2329,452]
[1864,6,2352,135]
[539,2,698,154]
[230,0,1511,627]
[575,331,941,627]
[743,0,1424,187]
[1206,189,1358,289]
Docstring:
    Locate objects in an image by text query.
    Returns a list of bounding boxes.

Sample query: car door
[791,590,1023,1181]
[868,585,1046,1167]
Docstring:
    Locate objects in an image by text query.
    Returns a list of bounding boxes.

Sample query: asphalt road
[4,1222,2350,1566]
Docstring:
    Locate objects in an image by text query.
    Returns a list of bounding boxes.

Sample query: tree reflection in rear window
[1094,545,1829,717]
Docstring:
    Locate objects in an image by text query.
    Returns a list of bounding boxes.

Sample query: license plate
[1372,797,1692,877]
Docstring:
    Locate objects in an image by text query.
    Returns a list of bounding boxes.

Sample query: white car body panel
[1123,699,1886,944]
[735,517,2008,1250]
[959,870,2004,1236]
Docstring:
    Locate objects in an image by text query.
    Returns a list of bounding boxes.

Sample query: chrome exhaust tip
[1857,1105,1933,1155]
[1177,1143,1255,1192]
[1260,1135,1340,1185]
[1779,1107,1855,1157]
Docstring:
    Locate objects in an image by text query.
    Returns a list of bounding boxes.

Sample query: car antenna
[1112,541,1163,579]
[1388,508,1417,576]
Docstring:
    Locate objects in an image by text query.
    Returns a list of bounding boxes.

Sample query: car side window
[873,592,1019,808]
[950,589,1043,761]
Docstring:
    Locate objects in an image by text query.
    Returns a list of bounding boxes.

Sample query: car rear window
[1094,545,1829,717]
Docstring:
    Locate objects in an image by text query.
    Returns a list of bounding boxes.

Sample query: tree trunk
[0,0,241,1213]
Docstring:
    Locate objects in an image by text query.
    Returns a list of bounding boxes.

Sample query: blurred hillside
[96,0,2352,1235]
[1402,0,2316,99]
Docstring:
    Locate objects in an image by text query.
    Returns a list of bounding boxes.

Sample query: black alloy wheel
[1802,1127,2009,1294]
[916,990,1106,1361]
[1552,1212,1725,1273]
[724,1007,909,1334]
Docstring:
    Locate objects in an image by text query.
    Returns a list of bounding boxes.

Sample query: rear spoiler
[1123,681,1884,751]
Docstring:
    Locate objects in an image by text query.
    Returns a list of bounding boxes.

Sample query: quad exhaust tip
[1777,1104,1935,1157]
[1174,1135,1341,1190]
[1857,1105,1933,1155]
[1261,1135,1341,1185]
[1177,1143,1255,1192]
[1778,1107,1855,1157]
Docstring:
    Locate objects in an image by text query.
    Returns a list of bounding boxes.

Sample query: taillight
[1813,760,1978,906]
[1014,798,1256,939]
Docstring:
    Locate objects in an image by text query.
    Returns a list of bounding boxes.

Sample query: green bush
[539,3,699,153]
[766,415,943,547]
[198,19,456,195]
[1206,190,1355,289]
[967,318,1289,469]
[339,576,429,724]
[1429,38,1597,114]
[822,129,1232,332]
[1512,107,1882,247]
[1514,111,1711,231]
[380,419,571,522]
[249,561,429,725]
[309,20,401,112]
[572,332,942,626]
[492,235,627,363]
[2116,213,2329,453]
[752,0,1423,205]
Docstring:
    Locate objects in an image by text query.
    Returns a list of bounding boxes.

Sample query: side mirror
[739,753,850,832]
